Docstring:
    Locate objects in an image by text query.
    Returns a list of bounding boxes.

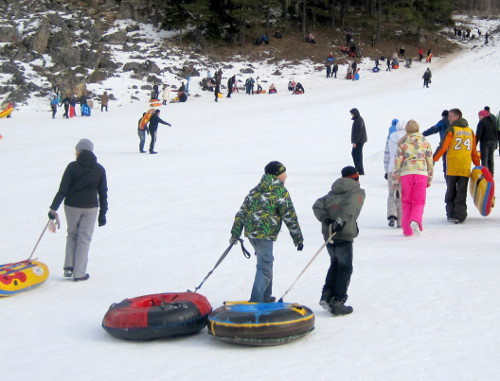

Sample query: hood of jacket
[350,108,360,120]
[258,174,283,192]
[331,177,360,194]
[452,117,469,128]
[76,150,97,170]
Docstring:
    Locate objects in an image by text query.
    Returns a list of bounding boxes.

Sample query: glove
[297,243,304,251]
[48,210,61,232]
[229,237,239,245]
[330,217,346,233]
[168,123,172,127]
[98,211,106,227]
[384,173,388,180]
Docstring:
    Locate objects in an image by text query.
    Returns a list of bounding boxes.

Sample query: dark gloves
[331,217,346,233]
[98,211,106,227]
[384,173,388,180]
[297,243,304,251]
[48,210,58,220]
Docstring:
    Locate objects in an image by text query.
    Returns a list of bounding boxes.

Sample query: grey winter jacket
[312,178,365,242]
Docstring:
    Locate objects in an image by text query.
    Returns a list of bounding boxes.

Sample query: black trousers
[323,240,353,303]
[480,141,496,174]
[445,176,469,221]
[149,129,157,152]
[351,142,365,175]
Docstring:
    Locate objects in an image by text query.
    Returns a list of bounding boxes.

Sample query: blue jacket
[422,117,450,141]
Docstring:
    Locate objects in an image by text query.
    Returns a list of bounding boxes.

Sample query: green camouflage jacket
[231,174,303,245]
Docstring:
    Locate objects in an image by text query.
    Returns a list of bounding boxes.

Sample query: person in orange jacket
[433,108,480,223]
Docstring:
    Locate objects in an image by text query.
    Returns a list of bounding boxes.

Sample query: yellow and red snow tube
[0,106,13,118]
[0,260,49,296]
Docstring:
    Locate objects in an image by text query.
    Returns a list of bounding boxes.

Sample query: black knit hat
[341,166,359,180]
[441,110,449,117]
[265,161,286,176]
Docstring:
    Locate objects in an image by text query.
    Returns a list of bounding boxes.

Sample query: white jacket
[384,120,406,173]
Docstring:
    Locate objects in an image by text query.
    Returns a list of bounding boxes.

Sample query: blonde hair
[405,119,419,133]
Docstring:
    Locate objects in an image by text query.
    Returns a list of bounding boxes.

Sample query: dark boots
[329,300,353,316]
[319,289,332,310]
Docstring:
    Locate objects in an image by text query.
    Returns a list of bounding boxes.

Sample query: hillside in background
[0,0,497,108]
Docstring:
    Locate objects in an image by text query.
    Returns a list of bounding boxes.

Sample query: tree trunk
[329,0,335,29]
[302,0,307,39]
[375,0,382,44]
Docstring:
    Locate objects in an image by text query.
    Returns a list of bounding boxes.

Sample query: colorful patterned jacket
[231,174,303,245]
[392,132,434,184]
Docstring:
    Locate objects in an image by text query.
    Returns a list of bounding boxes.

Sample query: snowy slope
[0,17,499,381]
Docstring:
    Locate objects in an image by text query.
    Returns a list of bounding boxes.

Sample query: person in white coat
[383,119,406,227]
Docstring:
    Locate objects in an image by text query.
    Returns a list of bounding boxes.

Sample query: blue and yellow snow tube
[0,260,49,296]
[208,301,314,346]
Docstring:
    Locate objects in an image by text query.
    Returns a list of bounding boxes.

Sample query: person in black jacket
[148,109,172,154]
[48,139,108,282]
[350,108,368,175]
[61,94,70,119]
[476,110,498,174]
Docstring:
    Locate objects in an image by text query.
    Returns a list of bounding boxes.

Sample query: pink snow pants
[400,174,428,236]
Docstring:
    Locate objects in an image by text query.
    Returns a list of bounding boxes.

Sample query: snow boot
[388,216,397,227]
[410,221,420,236]
[74,273,90,282]
[319,290,333,310]
[264,296,276,303]
[329,300,353,316]
[63,267,73,278]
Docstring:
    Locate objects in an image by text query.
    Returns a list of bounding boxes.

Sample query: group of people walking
[384,107,496,235]
[49,91,109,119]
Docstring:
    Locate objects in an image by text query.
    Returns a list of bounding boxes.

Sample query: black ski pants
[351,142,365,175]
[480,141,496,174]
[323,240,353,303]
[445,176,469,222]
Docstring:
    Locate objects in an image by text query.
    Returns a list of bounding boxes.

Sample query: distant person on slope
[100,91,109,112]
[422,68,432,88]
[350,108,367,175]
[50,95,60,119]
[148,109,172,154]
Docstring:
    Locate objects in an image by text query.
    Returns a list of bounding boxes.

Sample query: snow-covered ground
[1,17,499,381]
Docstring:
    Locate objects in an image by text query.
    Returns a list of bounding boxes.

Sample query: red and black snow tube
[102,292,212,340]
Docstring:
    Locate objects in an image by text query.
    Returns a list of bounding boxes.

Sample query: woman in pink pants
[392,120,434,236]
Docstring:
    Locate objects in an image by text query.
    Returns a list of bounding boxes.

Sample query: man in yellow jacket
[434,108,480,223]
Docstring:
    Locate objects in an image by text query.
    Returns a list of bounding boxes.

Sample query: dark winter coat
[350,108,367,144]
[423,70,432,80]
[148,113,171,132]
[476,116,498,143]
[312,178,365,242]
[50,150,108,213]
[61,97,70,106]
[422,116,450,141]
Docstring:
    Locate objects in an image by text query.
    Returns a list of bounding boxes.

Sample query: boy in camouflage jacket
[230,161,304,302]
